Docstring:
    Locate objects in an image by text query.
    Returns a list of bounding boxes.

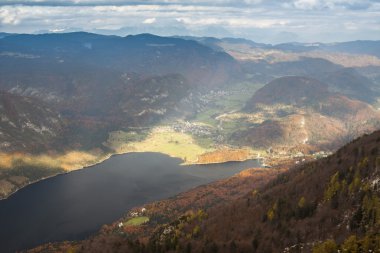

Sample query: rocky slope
[0,91,64,152]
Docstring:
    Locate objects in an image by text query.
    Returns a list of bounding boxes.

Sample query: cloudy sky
[0,0,379,43]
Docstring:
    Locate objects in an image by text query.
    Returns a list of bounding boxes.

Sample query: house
[130,211,139,217]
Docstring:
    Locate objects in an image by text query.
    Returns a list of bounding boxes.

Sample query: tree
[341,235,359,253]
[312,239,337,253]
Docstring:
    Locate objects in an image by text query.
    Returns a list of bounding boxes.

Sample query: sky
[0,0,379,43]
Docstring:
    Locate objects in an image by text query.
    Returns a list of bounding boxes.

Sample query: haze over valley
[0,0,380,252]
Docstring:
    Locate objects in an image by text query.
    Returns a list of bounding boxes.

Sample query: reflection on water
[0,152,260,252]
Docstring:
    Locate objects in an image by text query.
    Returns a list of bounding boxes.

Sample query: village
[171,121,215,137]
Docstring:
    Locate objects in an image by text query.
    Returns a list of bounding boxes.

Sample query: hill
[244,76,329,107]
[236,76,380,151]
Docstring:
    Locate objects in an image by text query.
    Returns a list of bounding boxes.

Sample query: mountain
[29,167,288,253]
[245,76,329,107]
[0,32,238,89]
[0,91,65,152]
[0,32,245,200]
[1,33,379,252]
[324,40,380,58]
[29,130,380,253]
[189,36,380,59]
[202,37,380,85]
[237,76,380,151]
[174,36,270,51]
[244,76,378,120]
[0,33,14,39]
[273,40,380,58]
[0,32,239,119]
[241,56,344,84]
[321,68,379,104]
[161,130,380,253]
[0,32,242,153]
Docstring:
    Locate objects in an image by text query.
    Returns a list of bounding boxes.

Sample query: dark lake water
[0,152,260,252]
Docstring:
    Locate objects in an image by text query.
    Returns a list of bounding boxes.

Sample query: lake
[0,152,260,252]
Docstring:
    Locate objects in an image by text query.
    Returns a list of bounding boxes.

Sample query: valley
[0,32,379,252]
[30,122,380,253]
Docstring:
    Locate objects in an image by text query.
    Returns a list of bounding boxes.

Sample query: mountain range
[0,32,239,152]
[0,32,380,197]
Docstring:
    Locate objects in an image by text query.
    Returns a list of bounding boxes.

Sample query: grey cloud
[0,0,379,43]
[1,0,378,11]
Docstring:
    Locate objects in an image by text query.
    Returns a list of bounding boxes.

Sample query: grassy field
[125,216,149,226]
[104,127,213,163]
[0,150,103,172]
[0,150,107,198]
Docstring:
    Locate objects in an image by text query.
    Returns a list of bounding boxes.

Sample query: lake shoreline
[0,150,258,201]
[0,152,261,253]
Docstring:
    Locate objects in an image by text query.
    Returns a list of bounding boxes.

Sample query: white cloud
[293,0,320,10]
[288,0,377,10]
[176,17,289,28]
[143,17,156,24]
[243,0,262,4]
[49,28,66,32]
[0,1,378,43]
[0,6,21,24]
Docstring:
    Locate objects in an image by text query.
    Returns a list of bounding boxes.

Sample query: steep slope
[0,92,69,199]
[0,32,239,151]
[0,33,233,200]
[29,167,288,253]
[29,130,380,253]
[237,76,380,151]
[0,91,65,152]
[151,130,380,253]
